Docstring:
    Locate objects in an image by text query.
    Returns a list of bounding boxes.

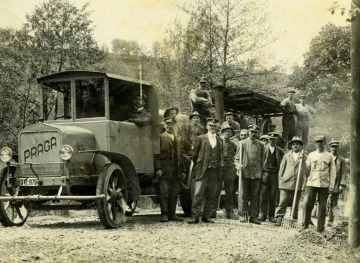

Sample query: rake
[232,141,249,224]
[280,150,304,230]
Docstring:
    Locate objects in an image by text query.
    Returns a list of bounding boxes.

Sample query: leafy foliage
[288,23,351,149]
[0,0,107,149]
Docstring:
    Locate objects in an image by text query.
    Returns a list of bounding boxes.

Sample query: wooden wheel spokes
[4,201,28,224]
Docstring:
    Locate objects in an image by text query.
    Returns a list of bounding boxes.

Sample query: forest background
[0,0,352,155]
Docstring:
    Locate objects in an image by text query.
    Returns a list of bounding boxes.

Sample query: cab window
[43,81,71,121]
[75,78,105,119]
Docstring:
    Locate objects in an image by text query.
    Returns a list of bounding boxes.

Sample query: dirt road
[0,207,358,263]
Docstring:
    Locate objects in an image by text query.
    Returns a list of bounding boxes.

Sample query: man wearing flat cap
[163,107,180,136]
[258,132,285,223]
[327,141,347,227]
[235,124,265,224]
[303,135,336,232]
[155,117,186,222]
[221,112,241,132]
[269,124,287,149]
[295,95,316,146]
[189,118,223,224]
[212,124,237,219]
[259,135,269,145]
[189,77,212,124]
[280,90,298,143]
[127,94,152,127]
[274,136,308,226]
[181,111,206,156]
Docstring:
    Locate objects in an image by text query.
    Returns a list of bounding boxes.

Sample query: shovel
[231,141,249,223]
[281,150,304,230]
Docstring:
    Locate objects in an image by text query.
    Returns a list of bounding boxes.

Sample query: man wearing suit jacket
[258,132,285,223]
[274,136,308,226]
[235,124,264,224]
[188,118,223,224]
[327,141,347,227]
[155,117,185,222]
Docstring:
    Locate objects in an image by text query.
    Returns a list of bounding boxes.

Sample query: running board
[0,194,105,201]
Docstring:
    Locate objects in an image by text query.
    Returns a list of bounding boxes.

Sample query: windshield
[43,81,71,121]
[75,78,105,119]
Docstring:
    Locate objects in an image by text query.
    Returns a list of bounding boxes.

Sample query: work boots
[160,199,169,222]
[168,198,183,222]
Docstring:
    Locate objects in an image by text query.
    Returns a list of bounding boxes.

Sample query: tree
[288,23,351,146]
[0,0,107,148]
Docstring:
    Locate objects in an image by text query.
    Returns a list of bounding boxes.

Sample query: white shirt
[167,133,174,141]
[292,151,300,162]
[208,132,217,148]
[269,145,275,154]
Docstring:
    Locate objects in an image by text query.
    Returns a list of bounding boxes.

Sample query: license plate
[19,178,39,186]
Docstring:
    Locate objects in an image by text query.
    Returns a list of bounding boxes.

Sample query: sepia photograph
[0,0,358,262]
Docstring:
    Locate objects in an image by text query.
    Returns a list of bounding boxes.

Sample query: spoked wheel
[0,176,29,227]
[96,163,127,229]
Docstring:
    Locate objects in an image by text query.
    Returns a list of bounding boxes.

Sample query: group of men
[154,78,347,232]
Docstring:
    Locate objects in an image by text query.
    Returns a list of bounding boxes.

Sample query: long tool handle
[138,65,143,99]
[291,150,303,219]
[237,142,243,212]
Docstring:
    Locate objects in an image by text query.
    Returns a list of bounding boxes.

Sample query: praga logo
[24,137,57,162]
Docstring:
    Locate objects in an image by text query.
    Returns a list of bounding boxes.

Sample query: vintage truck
[0,70,283,228]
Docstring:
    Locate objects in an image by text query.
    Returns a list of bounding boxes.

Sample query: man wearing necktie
[155,117,186,222]
[188,118,223,224]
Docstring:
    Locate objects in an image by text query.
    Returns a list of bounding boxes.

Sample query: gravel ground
[0,206,359,263]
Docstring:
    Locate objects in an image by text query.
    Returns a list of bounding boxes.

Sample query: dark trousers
[303,186,329,232]
[191,168,220,219]
[282,114,296,142]
[328,193,340,223]
[259,171,278,219]
[159,175,180,215]
[275,189,302,219]
[240,178,261,218]
[296,120,309,146]
[212,166,235,217]
[232,177,239,209]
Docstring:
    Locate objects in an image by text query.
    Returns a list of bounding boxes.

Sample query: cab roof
[36,70,152,86]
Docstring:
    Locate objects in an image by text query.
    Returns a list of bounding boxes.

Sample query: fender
[79,150,140,201]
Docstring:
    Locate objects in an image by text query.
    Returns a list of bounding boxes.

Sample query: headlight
[0,147,13,162]
[59,145,74,161]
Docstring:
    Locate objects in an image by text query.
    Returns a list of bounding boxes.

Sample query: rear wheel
[96,163,127,229]
[0,176,29,227]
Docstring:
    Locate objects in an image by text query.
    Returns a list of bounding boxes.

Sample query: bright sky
[0,0,351,72]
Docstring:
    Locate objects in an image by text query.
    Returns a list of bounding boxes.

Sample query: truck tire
[0,175,29,227]
[96,163,127,229]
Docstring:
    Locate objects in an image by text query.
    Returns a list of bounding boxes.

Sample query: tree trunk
[349,0,360,248]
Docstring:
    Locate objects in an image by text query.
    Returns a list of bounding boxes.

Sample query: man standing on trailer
[155,117,185,222]
[258,132,284,223]
[212,124,237,219]
[189,77,212,124]
[295,95,316,146]
[221,112,241,132]
[280,90,298,143]
[188,118,223,224]
[235,124,264,224]
[327,141,347,227]
[274,136,307,226]
[303,135,336,232]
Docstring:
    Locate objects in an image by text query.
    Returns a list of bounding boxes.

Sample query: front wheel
[0,176,29,227]
[96,163,127,229]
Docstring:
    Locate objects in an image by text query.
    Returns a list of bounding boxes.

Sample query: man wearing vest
[235,124,264,224]
[327,141,347,227]
[155,117,185,222]
[258,132,285,223]
[303,135,336,232]
[280,90,298,143]
[212,124,237,219]
[188,118,223,224]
